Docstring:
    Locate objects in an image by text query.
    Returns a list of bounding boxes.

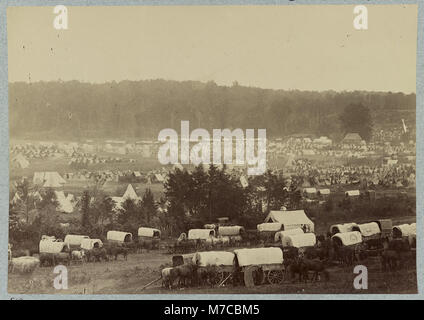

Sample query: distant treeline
[9,80,416,140]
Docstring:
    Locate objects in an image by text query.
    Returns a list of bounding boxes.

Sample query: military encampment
[7,4,417,295]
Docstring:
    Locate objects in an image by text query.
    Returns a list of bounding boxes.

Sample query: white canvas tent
[318,189,331,195]
[122,184,140,201]
[34,172,66,188]
[264,210,314,232]
[12,154,29,169]
[345,190,360,197]
[55,191,74,213]
[304,188,317,194]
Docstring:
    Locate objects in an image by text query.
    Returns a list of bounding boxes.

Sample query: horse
[285,258,308,283]
[301,258,330,282]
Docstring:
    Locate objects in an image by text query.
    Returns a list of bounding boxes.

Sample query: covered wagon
[204,224,217,230]
[374,219,393,238]
[39,238,70,254]
[234,247,285,285]
[138,227,161,250]
[257,222,282,243]
[351,222,381,239]
[192,251,236,286]
[64,234,90,248]
[274,228,304,242]
[218,226,245,237]
[331,231,362,247]
[329,223,358,235]
[106,231,133,244]
[392,223,416,239]
[138,227,161,239]
[257,222,282,232]
[80,238,103,250]
[188,229,215,240]
[280,233,316,249]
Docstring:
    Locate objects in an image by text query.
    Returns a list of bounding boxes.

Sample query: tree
[91,193,115,236]
[339,103,373,141]
[141,188,156,224]
[80,190,91,231]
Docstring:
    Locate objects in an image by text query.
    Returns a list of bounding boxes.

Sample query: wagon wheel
[208,270,225,286]
[267,270,285,285]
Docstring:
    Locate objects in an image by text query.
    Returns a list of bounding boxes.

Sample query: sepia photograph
[6,3,418,295]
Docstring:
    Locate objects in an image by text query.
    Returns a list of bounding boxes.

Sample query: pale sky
[7,5,418,92]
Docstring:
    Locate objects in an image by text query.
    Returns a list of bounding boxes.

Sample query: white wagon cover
[393,224,415,237]
[188,229,215,240]
[332,231,362,246]
[353,222,380,237]
[257,222,282,232]
[274,228,304,242]
[218,226,244,236]
[138,227,161,237]
[281,233,316,248]
[39,239,69,253]
[330,223,358,234]
[192,251,235,267]
[81,238,103,250]
[64,234,90,246]
[234,248,283,267]
[107,230,133,242]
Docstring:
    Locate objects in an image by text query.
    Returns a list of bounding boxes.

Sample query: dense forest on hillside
[9,80,416,141]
